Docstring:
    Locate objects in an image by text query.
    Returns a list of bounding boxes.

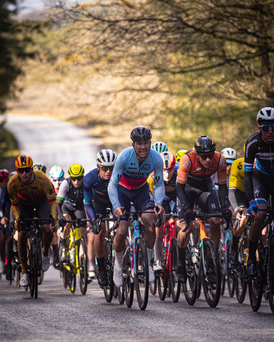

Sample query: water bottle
[69,247,75,263]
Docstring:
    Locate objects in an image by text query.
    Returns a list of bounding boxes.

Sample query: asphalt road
[1,114,274,342]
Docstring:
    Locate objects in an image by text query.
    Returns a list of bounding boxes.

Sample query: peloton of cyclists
[83,149,117,287]
[7,155,58,287]
[108,126,165,287]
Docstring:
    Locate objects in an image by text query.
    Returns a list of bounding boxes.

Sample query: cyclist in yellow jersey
[228,158,249,264]
[7,155,58,287]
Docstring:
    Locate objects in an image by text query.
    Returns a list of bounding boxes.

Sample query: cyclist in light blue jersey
[108,126,165,287]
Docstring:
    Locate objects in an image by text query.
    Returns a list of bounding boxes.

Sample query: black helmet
[194,135,216,154]
[130,126,152,142]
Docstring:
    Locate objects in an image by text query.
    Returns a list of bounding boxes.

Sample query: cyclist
[49,165,65,268]
[176,135,231,282]
[0,169,9,274]
[175,149,188,165]
[7,155,58,287]
[108,126,165,287]
[84,149,117,287]
[33,163,47,174]
[147,151,178,272]
[151,142,168,153]
[57,164,86,264]
[244,107,274,277]
[221,148,238,177]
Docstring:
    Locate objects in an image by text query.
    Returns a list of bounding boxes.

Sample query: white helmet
[257,107,274,124]
[96,149,117,167]
[221,148,238,164]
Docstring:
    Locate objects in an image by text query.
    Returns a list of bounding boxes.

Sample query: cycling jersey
[83,168,112,220]
[7,170,58,222]
[244,131,274,202]
[57,178,84,207]
[147,169,177,203]
[108,147,165,209]
[229,158,245,192]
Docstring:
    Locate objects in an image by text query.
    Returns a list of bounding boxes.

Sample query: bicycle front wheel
[226,240,235,298]
[170,238,181,303]
[235,242,247,304]
[248,244,263,312]
[78,238,88,295]
[183,244,197,305]
[123,248,134,308]
[103,240,114,302]
[202,238,221,308]
[135,237,149,310]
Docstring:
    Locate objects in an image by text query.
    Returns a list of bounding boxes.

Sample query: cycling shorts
[117,183,155,220]
[253,170,274,205]
[19,196,51,231]
[62,202,86,220]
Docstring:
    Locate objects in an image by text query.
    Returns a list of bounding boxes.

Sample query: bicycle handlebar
[182,212,231,233]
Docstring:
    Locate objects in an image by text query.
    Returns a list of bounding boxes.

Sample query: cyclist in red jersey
[176,135,231,282]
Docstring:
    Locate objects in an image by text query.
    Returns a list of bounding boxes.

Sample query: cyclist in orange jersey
[176,135,231,282]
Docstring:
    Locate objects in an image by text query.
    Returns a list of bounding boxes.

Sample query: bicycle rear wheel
[123,248,134,308]
[226,240,235,298]
[78,238,88,295]
[169,238,181,302]
[103,240,114,302]
[218,244,226,296]
[235,242,247,304]
[135,237,149,310]
[268,237,274,313]
[202,238,221,308]
[183,244,197,305]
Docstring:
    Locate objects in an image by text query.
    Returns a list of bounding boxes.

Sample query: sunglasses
[260,124,274,132]
[18,167,32,174]
[101,165,114,172]
[70,176,83,181]
[52,177,63,182]
[198,152,215,160]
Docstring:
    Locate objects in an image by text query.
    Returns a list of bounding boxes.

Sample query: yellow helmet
[175,149,188,163]
[15,155,33,169]
[68,164,85,177]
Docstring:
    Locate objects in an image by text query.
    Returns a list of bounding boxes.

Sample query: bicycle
[59,218,89,295]
[158,212,181,303]
[119,209,155,310]
[22,213,54,298]
[248,207,274,313]
[183,211,228,308]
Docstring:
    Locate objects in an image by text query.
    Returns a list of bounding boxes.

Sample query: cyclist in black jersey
[244,107,274,276]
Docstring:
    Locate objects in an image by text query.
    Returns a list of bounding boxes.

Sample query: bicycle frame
[163,213,177,278]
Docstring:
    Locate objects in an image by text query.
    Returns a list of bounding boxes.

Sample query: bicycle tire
[183,243,197,305]
[28,240,35,298]
[158,270,167,301]
[226,239,235,298]
[219,243,226,296]
[68,271,76,293]
[103,240,114,302]
[58,243,68,289]
[149,277,157,295]
[201,238,221,308]
[78,238,88,295]
[117,285,125,304]
[169,238,181,303]
[235,242,247,304]
[268,237,274,313]
[123,248,134,308]
[135,237,149,310]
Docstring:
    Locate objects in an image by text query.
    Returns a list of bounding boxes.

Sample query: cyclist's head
[151,142,168,153]
[175,149,188,163]
[15,154,33,169]
[257,107,274,125]
[33,163,47,174]
[96,149,117,167]
[221,148,238,165]
[161,151,176,170]
[194,135,216,154]
[130,126,152,143]
[49,165,64,179]
[0,169,9,185]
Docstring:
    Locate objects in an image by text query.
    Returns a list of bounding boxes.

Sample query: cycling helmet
[0,169,9,180]
[96,149,117,167]
[175,149,188,163]
[257,107,274,125]
[15,155,33,169]
[194,135,216,154]
[151,142,168,153]
[161,152,176,170]
[33,163,47,174]
[130,126,152,142]
[68,164,85,177]
[49,165,64,179]
[221,148,238,164]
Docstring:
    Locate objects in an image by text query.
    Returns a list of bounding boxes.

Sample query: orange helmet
[15,155,33,169]
[161,152,176,170]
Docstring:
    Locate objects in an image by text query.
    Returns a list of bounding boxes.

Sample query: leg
[113,220,128,287]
